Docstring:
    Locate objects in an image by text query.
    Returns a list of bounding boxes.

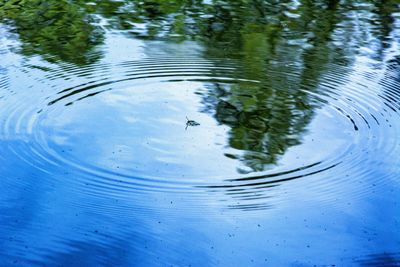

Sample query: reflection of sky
[0,22,399,267]
[100,32,145,63]
[43,80,240,181]
[1,151,398,266]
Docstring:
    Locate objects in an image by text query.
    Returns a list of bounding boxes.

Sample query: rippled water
[1,1,400,266]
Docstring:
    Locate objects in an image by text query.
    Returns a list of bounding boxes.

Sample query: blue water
[0,1,400,266]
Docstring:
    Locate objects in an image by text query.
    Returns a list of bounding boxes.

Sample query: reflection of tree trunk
[327,0,339,10]
[375,0,395,54]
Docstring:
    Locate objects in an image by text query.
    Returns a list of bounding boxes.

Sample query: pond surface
[1,0,400,266]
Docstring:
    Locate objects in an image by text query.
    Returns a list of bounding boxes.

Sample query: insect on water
[185,116,200,130]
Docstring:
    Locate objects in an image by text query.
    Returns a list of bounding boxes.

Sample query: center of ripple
[32,75,355,189]
[38,81,241,182]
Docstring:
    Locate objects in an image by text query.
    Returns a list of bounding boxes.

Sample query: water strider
[186,116,200,130]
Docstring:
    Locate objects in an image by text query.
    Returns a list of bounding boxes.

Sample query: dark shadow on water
[357,252,400,267]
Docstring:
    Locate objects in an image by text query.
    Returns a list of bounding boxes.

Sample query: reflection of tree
[0,0,103,64]
[372,0,398,61]
[91,0,348,171]
[109,0,357,172]
[0,0,397,171]
[198,0,346,172]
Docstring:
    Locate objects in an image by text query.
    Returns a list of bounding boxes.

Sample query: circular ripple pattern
[1,57,399,210]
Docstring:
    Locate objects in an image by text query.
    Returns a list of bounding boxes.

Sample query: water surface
[0,0,400,266]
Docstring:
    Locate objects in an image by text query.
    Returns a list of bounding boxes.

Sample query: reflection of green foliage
[196,0,346,171]
[0,0,103,64]
[1,0,396,171]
